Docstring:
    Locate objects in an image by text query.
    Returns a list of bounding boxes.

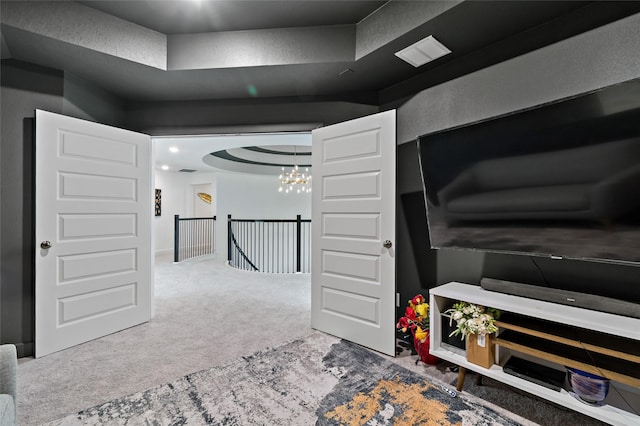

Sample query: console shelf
[494,330,640,388]
[430,282,640,426]
[495,316,640,364]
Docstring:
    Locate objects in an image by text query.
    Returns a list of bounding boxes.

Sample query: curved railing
[227,215,311,273]
[229,230,259,271]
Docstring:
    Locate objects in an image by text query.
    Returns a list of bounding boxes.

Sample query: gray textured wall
[0,60,127,355]
[356,1,459,60]
[63,72,126,127]
[0,61,64,355]
[394,12,640,289]
[168,26,355,70]
[1,1,166,69]
[4,10,640,355]
[396,12,640,144]
[0,60,378,355]
[395,142,435,310]
[124,99,379,134]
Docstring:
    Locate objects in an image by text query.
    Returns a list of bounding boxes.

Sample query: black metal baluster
[174,215,179,263]
[298,220,301,272]
[227,215,232,265]
[287,221,290,273]
[279,222,282,273]
[190,219,193,259]
[181,220,185,262]
[241,221,245,269]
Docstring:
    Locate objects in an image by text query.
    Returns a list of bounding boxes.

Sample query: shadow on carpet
[47,332,534,425]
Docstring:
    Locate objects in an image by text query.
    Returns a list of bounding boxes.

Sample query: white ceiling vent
[395,35,451,67]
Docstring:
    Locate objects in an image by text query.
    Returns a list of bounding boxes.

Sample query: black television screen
[417,78,640,265]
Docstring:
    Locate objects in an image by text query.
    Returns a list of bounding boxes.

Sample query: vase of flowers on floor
[445,301,501,369]
[397,294,439,365]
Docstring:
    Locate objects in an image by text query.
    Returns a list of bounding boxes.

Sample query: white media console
[429,282,640,425]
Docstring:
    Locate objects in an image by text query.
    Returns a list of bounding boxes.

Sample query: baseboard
[14,341,34,358]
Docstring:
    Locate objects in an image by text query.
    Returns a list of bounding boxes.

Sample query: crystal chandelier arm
[277,145,312,193]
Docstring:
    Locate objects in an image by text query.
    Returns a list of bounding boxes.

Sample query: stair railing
[173,215,216,262]
[227,214,311,273]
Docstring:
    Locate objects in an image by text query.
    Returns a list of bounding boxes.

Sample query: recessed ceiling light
[161,165,169,170]
[395,35,451,68]
[169,147,179,153]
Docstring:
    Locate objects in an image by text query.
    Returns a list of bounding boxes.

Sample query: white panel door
[311,110,396,356]
[35,110,152,357]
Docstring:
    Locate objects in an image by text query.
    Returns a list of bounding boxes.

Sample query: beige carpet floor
[17,253,605,425]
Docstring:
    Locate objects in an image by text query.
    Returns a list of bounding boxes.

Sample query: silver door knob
[383,240,392,249]
[40,241,52,249]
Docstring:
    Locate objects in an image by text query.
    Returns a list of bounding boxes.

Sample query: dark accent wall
[63,72,126,127]
[395,140,486,311]
[392,13,640,297]
[4,11,640,356]
[123,98,379,135]
[396,141,435,309]
[0,59,127,356]
[1,60,64,356]
[0,59,379,357]
[395,12,640,145]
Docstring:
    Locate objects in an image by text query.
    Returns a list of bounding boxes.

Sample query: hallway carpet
[17,254,312,425]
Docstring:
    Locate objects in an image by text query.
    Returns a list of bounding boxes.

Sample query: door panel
[311,110,396,356]
[35,110,152,357]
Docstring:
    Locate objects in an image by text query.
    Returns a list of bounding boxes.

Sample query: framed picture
[155,189,161,216]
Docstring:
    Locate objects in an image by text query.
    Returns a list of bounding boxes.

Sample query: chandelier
[278,146,311,193]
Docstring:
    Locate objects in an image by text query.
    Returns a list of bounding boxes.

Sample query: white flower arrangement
[445,301,501,339]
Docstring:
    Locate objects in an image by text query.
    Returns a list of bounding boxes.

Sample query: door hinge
[396,293,401,308]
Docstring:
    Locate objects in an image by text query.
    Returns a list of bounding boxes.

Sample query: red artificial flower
[405,306,417,320]
[412,294,425,306]
[396,317,410,331]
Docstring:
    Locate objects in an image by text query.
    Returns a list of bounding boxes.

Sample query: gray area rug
[47,332,534,425]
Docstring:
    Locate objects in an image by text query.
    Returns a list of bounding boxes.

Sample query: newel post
[296,214,302,272]
[227,214,232,263]
[173,214,180,263]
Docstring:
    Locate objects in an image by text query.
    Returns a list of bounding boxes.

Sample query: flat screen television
[417,78,640,317]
